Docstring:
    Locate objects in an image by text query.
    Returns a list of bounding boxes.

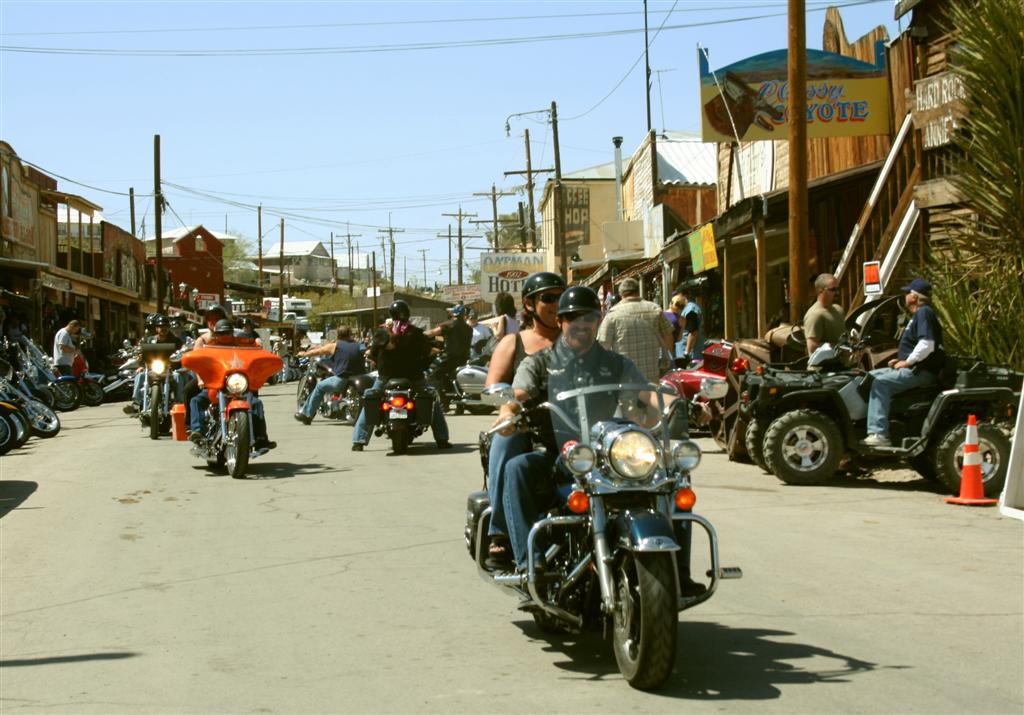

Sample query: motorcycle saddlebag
[362,388,383,424]
[466,490,491,529]
[414,389,435,427]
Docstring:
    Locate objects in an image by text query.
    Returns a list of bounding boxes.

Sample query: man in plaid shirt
[597,277,674,382]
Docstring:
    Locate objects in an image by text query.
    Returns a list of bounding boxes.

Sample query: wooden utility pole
[438,227,453,285]
[442,207,477,286]
[371,251,379,327]
[278,219,285,323]
[504,133,552,252]
[473,184,516,250]
[257,204,263,292]
[330,231,337,292]
[129,187,136,238]
[788,0,809,323]
[153,135,164,313]
[644,0,653,132]
[418,248,428,288]
[345,224,361,297]
[377,215,403,292]
[551,101,565,275]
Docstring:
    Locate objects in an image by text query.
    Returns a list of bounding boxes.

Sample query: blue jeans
[300,375,348,420]
[487,431,532,537]
[132,371,145,404]
[189,391,210,432]
[866,367,937,438]
[503,451,559,569]
[352,378,449,445]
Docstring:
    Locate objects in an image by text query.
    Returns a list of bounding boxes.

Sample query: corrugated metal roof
[657,131,717,186]
[257,241,330,258]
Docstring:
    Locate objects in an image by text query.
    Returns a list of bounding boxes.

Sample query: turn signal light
[674,487,697,511]
[406,401,415,410]
[730,358,749,375]
[382,403,391,411]
[567,490,590,514]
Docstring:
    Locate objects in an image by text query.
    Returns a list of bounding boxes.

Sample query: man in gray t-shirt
[803,274,845,355]
[52,319,82,376]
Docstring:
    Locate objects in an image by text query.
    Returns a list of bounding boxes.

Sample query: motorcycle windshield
[182,345,283,390]
[544,382,675,450]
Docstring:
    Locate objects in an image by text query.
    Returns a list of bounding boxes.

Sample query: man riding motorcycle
[188,318,276,450]
[425,304,472,406]
[351,300,450,451]
[124,313,183,415]
[496,286,658,573]
[293,325,366,425]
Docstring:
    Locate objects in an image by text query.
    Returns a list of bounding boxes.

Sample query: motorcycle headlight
[561,441,596,475]
[150,359,166,375]
[226,373,249,394]
[671,440,702,472]
[608,430,659,480]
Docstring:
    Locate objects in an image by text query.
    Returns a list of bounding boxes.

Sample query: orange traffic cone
[945,414,998,506]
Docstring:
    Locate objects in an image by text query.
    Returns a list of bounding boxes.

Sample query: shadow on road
[0,480,38,519]
[189,462,342,479]
[0,651,138,667]
[513,619,879,699]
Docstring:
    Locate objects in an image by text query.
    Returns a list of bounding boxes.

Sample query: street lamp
[190,288,199,310]
[178,282,187,309]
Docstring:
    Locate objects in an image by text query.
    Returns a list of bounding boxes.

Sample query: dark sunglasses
[534,292,563,304]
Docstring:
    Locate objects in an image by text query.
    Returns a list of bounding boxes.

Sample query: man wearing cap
[597,277,674,382]
[863,278,945,447]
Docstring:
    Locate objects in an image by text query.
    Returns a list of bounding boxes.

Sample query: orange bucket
[170,403,187,441]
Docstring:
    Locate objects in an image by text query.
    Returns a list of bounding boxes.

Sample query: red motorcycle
[661,342,747,443]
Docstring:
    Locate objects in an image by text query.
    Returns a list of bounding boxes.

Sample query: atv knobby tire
[934,421,1011,498]
[763,409,842,485]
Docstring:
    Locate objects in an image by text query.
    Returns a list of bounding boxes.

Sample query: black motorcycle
[465,380,740,690]
[364,378,437,454]
[138,342,181,440]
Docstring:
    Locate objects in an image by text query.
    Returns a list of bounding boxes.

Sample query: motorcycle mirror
[699,378,728,401]
[481,383,515,406]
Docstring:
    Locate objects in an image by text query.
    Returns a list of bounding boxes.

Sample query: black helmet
[521,272,566,300]
[144,313,159,329]
[213,318,235,336]
[205,304,228,320]
[151,314,170,328]
[557,286,602,317]
[388,300,410,321]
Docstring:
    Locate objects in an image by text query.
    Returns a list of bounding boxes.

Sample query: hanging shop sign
[698,44,891,142]
[479,252,546,303]
[863,261,882,295]
[910,71,967,150]
[688,224,718,274]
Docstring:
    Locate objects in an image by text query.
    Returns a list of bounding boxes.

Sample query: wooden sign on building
[910,71,967,150]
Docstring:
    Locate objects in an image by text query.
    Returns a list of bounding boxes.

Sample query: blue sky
[0,0,900,287]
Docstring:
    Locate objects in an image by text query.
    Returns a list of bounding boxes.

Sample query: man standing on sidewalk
[597,277,674,383]
[52,319,82,376]
[294,326,365,425]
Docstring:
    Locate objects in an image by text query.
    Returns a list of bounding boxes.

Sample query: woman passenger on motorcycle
[483,271,566,569]
[181,305,228,428]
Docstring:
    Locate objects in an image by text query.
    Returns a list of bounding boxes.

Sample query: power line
[0,4,849,38]
[0,2,883,57]
[16,157,153,197]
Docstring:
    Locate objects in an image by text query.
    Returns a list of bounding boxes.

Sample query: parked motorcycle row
[0,336,75,455]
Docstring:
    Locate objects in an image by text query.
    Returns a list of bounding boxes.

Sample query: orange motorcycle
[181,337,282,479]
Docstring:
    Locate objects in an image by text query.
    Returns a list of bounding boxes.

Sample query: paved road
[2,384,1022,713]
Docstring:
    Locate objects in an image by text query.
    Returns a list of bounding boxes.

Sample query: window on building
[194,235,205,252]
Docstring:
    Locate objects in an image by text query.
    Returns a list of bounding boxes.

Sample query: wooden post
[787,0,808,324]
[153,135,164,314]
[257,204,263,293]
[754,217,768,336]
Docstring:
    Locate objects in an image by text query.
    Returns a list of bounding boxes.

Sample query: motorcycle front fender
[224,399,250,415]
[608,509,680,553]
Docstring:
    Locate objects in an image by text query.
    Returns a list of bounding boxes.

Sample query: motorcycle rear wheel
[52,381,81,412]
[389,422,409,455]
[340,386,361,423]
[149,384,161,440]
[81,381,105,407]
[225,411,251,479]
[611,552,678,691]
[296,374,314,409]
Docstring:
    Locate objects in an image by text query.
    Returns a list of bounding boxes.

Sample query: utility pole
[438,227,453,285]
[330,231,337,292]
[418,248,428,288]
[278,219,285,322]
[644,0,653,132]
[788,0,809,323]
[377,215,403,292]
[345,224,361,297]
[551,101,565,275]
[517,202,527,250]
[257,205,263,293]
[473,184,516,250]
[371,251,378,327]
[153,135,164,313]
[442,207,477,286]
[503,130,552,252]
[129,187,136,238]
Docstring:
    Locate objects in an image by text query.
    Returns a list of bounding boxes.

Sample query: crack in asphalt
[3,537,459,617]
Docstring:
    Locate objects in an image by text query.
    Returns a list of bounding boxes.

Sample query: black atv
[740,352,1021,497]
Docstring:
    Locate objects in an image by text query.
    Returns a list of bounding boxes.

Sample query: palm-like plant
[930,0,1024,369]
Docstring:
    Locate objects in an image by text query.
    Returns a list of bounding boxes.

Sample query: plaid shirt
[597,299,673,382]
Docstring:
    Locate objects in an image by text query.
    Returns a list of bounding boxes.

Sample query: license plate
[389,408,407,419]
